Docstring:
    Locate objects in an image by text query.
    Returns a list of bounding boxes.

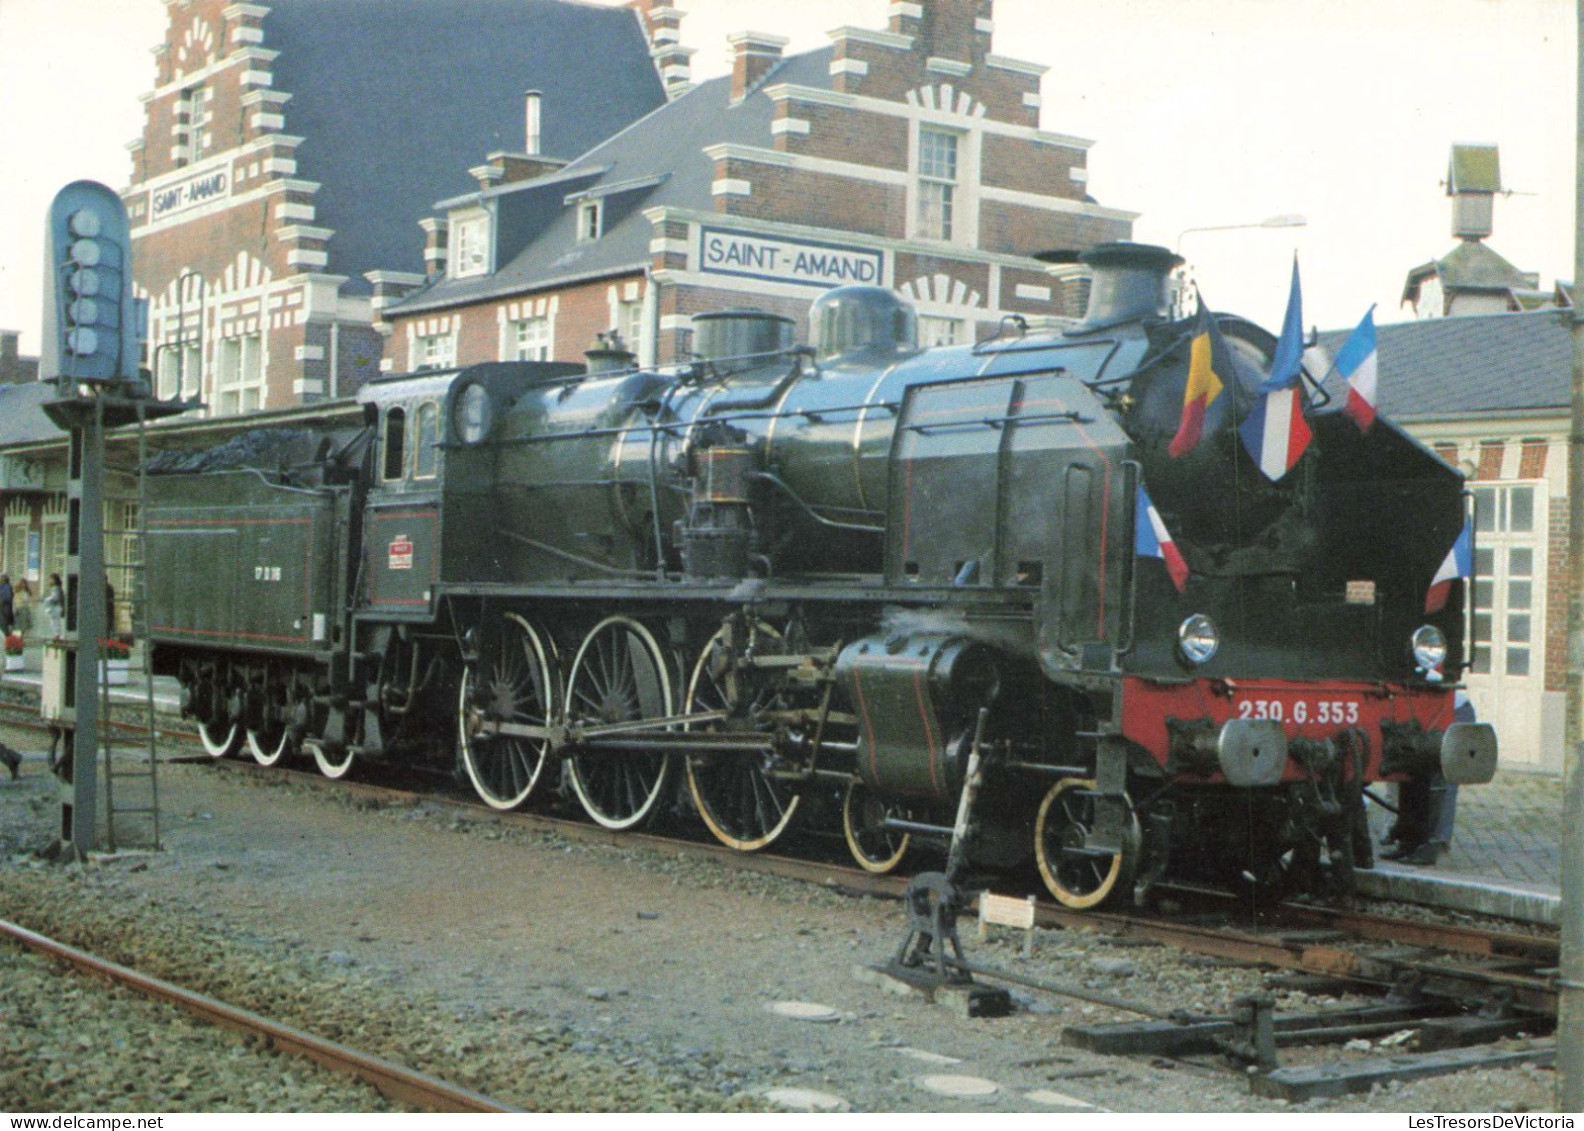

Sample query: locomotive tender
[143,242,1496,907]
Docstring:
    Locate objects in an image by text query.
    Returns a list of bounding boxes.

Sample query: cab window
[413,402,440,478]
[382,406,407,480]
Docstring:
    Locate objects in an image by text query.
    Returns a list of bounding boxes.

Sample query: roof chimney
[525,90,542,155]
[626,1,696,98]
[1447,143,1501,242]
[889,0,994,67]
[728,31,788,102]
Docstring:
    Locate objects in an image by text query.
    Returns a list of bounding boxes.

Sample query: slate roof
[1312,309,1570,420]
[388,47,837,316]
[1401,239,1538,307]
[261,0,665,292]
[0,382,65,449]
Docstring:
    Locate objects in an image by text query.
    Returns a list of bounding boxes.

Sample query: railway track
[0,917,519,1112]
[2,701,1561,1102]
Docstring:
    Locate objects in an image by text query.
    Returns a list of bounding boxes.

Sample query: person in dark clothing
[0,574,13,635]
[0,739,19,780]
[1382,691,1473,866]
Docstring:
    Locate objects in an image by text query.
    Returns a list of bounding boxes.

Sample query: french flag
[1336,306,1378,431]
[1425,520,1473,614]
[1136,485,1189,593]
[1238,258,1311,480]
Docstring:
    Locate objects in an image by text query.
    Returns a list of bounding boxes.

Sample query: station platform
[0,640,1564,927]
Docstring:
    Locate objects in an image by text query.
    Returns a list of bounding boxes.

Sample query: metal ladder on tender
[98,402,160,852]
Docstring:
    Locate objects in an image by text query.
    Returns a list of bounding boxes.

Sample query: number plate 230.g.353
[1235,697,1359,726]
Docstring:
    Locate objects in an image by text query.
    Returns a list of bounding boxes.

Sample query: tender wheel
[307,739,355,780]
[683,622,800,852]
[565,616,674,830]
[197,719,239,760]
[245,723,291,767]
[842,779,911,874]
[1034,777,1139,910]
[459,613,557,811]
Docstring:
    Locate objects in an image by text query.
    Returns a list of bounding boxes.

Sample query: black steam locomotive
[143,242,1496,907]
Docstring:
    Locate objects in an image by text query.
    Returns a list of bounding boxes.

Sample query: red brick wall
[718,162,904,239]
[980,134,1084,199]
[778,103,909,171]
[978,200,1130,259]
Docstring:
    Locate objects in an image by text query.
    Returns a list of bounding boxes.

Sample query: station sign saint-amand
[698,226,884,289]
[148,159,231,222]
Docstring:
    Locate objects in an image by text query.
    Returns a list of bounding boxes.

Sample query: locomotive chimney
[1060,242,1182,331]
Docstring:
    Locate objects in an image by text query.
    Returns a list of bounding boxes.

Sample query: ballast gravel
[0,731,1563,1113]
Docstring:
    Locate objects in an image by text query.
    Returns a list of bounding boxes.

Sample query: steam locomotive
[143,242,1497,908]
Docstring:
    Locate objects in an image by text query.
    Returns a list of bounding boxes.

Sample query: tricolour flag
[1239,258,1311,479]
[1136,485,1189,592]
[1336,306,1378,431]
[1425,520,1473,614]
[1169,302,1230,458]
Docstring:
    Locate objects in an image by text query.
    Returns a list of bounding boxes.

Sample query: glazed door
[1465,482,1545,769]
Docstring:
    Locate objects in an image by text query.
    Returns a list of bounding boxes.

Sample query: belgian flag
[1168,302,1231,459]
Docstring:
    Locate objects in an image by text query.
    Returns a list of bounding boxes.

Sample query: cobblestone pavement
[1369,770,1563,893]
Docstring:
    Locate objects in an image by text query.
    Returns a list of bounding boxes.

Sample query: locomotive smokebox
[1054,242,1182,331]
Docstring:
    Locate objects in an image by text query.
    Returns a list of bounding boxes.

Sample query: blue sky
[0,0,1572,354]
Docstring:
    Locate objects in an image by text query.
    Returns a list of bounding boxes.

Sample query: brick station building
[380,0,1138,369]
[123,0,667,415]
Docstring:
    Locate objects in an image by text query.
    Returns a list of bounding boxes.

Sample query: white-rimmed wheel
[842,779,911,874]
[245,722,291,767]
[684,622,800,852]
[197,719,239,760]
[1034,777,1139,910]
[565,616,673,831]
[307,738,355,780]
[459,613,557,811]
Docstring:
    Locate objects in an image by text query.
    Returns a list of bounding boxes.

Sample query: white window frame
[578,200,603,242]
[511,316,551,361]
[915,126,959,242]
[618,299,643,360]
[917,315,964,348]
[412,331,456,371]
[451,211,491,279]
[184,85,213,164]
[213,331,264,416]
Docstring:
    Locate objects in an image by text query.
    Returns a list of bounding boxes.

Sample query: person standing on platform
[0,574,13,636]
[43,573,64,639]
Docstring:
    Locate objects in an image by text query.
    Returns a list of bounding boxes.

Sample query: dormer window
[578,200,603,242]
[452,213,490,278]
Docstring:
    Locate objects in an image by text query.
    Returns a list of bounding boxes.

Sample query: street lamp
[1176,213,1308,252]
[1172,214,1307,316]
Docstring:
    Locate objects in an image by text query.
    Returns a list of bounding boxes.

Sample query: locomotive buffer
[38,181,186,859]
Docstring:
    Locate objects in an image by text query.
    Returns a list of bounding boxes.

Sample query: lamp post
[1175,213,1309,252]
[1172,214,1307,316]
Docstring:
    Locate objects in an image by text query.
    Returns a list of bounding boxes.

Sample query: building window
[511,316,551,361]
[383,407,407,480]
[157,340,202,401]
[452,214,490,278]
[413,403,440,478]
[214,332,263,415]
[578,200,603,242]
[618,299,643,360]
[1470,483,1539,677]
[182,85,213,164]
[917,316,964,348]
[413,331,456,371]
[916,127,959,242]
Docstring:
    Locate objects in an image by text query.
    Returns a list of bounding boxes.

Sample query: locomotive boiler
[143,242,1496,908]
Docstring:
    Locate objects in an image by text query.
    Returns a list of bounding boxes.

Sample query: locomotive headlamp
[1411,625,1447,672]
[453,382,493,444]
[1178,613,1220,665]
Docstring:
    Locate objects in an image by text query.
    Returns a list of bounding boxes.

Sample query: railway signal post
[38,180,183,859]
